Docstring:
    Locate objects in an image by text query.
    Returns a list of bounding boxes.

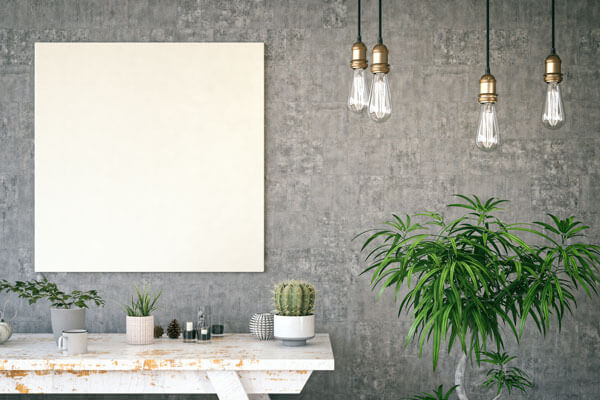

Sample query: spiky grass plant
[124,285,161,317]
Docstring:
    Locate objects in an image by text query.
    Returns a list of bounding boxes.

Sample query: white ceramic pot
[126,315,154,345]
[51,308,86,342]
[274,314,315,346]
[0,320,11,344]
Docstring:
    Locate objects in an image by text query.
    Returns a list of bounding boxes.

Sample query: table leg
[207,370,250,400]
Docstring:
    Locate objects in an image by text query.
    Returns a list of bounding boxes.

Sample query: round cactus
[274,280,315,316]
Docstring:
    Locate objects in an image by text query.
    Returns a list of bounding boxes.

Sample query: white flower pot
[126,315,154,345]
[274,314,315,346]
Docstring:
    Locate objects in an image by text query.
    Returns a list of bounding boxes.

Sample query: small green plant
[274,280,315,316]
[405,385,457,400]
[0,276,104,309]
[481,352,533,397]
[124,285,161,317]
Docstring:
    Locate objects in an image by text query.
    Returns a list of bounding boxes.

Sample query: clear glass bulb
[348,68,369,113]
[368,72,391,122]
[476,103,500,152]
[542,81,565,129]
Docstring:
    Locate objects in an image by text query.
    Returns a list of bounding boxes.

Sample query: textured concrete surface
[0,0,599,399]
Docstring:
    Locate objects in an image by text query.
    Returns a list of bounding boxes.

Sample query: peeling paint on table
[0,333,334,399]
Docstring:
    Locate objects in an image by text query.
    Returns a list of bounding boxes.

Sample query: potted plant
[357,195,600,399]
[124,286,161,345]
[0,276,104,341]
[273,280,316,346]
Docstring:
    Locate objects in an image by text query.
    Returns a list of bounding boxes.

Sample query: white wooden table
[0,333,334,399]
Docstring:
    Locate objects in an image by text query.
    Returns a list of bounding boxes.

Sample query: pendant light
[348,0,369,113]
[542,0,565,129]
[368,0,391,123]
[476,0,499,152]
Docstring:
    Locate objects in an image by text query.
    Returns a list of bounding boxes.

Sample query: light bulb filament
[542,81,565,129]
[476,103,499,151]
[368,72,391,122]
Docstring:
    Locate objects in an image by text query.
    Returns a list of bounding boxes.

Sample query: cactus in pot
[274,281,315,316]
[273,280,316,346]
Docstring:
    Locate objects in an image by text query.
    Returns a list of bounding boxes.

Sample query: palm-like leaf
[404,385,457,400]
[481,351,533,394]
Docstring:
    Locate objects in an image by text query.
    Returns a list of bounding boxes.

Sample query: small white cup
[58,329,88,355]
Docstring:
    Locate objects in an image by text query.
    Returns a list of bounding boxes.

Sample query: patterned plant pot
[249,313,274,340]
[126,315,154,345]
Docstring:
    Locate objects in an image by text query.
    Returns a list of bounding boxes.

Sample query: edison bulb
[542,81,565,129]
[476,103,499,151]
[368,72,391,122]
[348,68,369,113]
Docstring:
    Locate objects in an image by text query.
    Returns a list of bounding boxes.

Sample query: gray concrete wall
[0,0,599,399]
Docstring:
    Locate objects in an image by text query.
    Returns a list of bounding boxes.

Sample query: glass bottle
[197,307,211,342]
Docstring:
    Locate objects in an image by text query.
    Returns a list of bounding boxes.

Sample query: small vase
[249,313,274,340]
[51,308,86,343]
[126,315,154,345]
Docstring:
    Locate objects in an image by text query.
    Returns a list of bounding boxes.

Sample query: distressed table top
[0,334,334,372]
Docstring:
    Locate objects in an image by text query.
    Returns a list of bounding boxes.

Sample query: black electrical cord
[485,0,490,74]
[551,0,556,54]
[357,0,361,42]
[378,0,383,44]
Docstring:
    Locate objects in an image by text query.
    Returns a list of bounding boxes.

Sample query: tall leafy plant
[357,195,600,399]
[0,276,104,309]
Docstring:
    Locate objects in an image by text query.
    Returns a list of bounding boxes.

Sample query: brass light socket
[350,41,368,69]
[370,43,390,74]
[478,73,498,103]
[544,54,563,83]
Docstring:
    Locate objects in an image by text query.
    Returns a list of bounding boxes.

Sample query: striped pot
[249,313,274,340]
[126,315,154,345]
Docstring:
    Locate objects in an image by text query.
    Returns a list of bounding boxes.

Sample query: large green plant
[357,195,600,399]
[0,276,104,309]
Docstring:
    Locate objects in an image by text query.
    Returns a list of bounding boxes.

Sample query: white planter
[51,308,86,342]
[0,320,11,344]
[274,314,315,346]
[126,315,154,345]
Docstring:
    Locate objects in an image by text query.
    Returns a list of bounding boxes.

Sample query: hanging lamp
[348,0,369,113]
[368,0,391,122]
[476,0,499,151]
[542,0,565,129]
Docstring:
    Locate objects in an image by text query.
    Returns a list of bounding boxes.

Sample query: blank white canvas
[35,42,264,272]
